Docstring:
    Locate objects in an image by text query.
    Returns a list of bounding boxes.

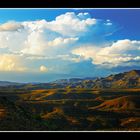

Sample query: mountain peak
[125,70,140,77]
[129,69,140,74]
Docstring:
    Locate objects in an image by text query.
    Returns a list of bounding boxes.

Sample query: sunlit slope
[89,95,140,111]
[19,89,100,101]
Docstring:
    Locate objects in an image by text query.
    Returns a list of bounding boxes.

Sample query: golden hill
[0,106,6,119]
[89,95,140,111]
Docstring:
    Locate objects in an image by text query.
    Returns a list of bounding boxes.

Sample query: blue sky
[0,9,140,82]
[0,9,140,40]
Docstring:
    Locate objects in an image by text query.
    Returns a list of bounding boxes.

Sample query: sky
[0,8,140,83]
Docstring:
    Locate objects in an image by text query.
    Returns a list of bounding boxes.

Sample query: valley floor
[0,88,140,131]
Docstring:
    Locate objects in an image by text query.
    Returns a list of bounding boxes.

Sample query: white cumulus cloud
[40,65,48,72]
[0,54,27,71]
[48,37,78,47]
[72,39,140,67]
[45,12,97,37]
[0,21,24,32]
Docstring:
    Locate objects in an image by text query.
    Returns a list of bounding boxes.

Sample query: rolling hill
[92,70,140,89]
[89,95,140,111]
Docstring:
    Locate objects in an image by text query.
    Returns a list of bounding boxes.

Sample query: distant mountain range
[34,69,140,89]
[0,69,140,89]
[0,81,23,87]
[52,77,97,84]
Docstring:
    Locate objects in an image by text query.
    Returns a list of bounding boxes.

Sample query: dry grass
[120,117,140,127]
[41,107,64,119]
[89,95,140,111]
[0,108,6,119]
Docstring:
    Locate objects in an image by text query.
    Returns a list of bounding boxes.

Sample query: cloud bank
[72,39,140,68]
[0,12,139,74]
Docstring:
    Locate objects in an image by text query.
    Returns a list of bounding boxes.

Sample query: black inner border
[0,0,139,8]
